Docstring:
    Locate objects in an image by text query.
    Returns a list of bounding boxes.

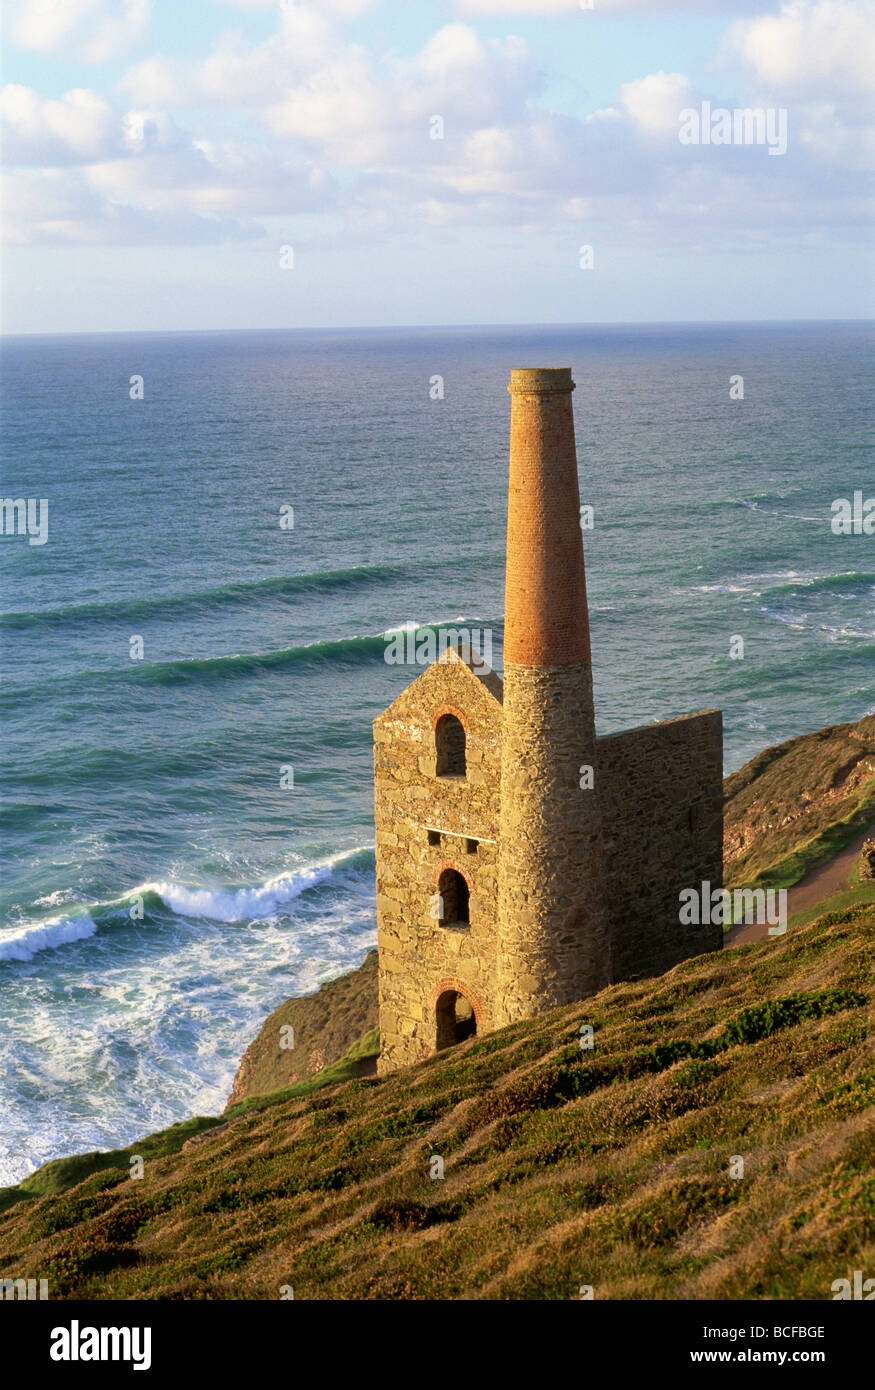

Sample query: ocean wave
[4,620,503,697]
[150,847,373,923]
[758,607,807,629]
[0,848,375,963]
[688,570,805,597]
[820,624,875,641]
[139,618,496,686]
[690,582,754,595]
[0,912,98,963]
[736,498,826,524]
[723,639,875,690]
[382,615,496,637]
[0,563,409,632]
[688,569,875,601]
[739,490,802,502]
[0,553,506,634]
[138,633,390,684]
[761,571,875,598]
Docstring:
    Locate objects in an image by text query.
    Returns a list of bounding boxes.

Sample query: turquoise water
[1,322,872,1183]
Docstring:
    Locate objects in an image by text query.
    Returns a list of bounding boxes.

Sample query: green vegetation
[1,904,871,1300]
[224,1027,381,1120]
[749,786,875,891]
[0,1117,220,1218]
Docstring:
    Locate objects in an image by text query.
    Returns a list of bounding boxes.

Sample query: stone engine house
[374,368,723,1073]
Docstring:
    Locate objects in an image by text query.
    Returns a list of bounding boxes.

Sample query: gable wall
[374,661,502,1072]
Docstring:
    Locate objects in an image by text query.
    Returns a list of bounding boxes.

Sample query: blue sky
[2,0,873,332]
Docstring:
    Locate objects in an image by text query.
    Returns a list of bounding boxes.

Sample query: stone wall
[374,651,503,1073]
[597,709,724,980]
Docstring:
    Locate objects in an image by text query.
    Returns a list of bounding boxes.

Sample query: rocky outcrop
[723,713,875,886]
[225,949,378,1109]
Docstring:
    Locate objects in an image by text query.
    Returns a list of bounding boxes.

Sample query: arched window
[437,868,469,927]
[435,713,466,777]
[435,989,477,1050]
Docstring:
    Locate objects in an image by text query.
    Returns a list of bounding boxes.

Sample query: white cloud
[5,0,873,251]
[729,0,875,97]
[0,163,275,245]
[616,71,697,135]
[796,101,875,168]
[12,0,151,64]
[120,5,339,106]
[205,0,375,12]
[1,81,337,243]
[84,133,334,219]
[265,23,536,163]
[0,85,119,165]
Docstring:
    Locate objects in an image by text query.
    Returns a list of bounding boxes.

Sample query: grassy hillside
[0,903,871,1300]
[724,713,875,889]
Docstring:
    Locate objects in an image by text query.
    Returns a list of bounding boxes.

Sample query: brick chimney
[494,368,611,1024]
[503,367,593,667]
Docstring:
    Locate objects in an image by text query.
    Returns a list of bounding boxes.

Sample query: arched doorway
[435,989,477,1051]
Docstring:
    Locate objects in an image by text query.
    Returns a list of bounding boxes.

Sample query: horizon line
[2,315,873,340]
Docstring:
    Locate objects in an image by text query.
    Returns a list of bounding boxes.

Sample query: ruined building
[374,368,723,1073]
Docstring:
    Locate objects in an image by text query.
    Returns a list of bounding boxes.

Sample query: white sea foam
[0,850,374,967]
[690,583,751,594]
[688,570,804,598]
[0,912,98,963]
[0,858,378,1185]
[151,862,338,923]
[759,607,807,628]
[145,847,373,923]
[821,624,874,641]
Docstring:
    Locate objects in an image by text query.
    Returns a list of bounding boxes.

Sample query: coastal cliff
[0,715,872,1300]
[724,713,875,888]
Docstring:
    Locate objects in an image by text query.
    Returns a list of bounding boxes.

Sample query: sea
[0,321,872,1185]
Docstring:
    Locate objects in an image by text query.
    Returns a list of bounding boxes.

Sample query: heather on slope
[0,905,871,1300]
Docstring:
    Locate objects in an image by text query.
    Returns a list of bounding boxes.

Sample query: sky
[1,0,873,332]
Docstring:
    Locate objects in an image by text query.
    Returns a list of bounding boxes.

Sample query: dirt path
[785,826,871,916]
[723,825,872,948]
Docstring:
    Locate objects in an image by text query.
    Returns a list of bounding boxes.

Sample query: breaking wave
[0,848,375,964]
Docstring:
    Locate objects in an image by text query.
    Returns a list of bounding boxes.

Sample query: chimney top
[508,368,575,396]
